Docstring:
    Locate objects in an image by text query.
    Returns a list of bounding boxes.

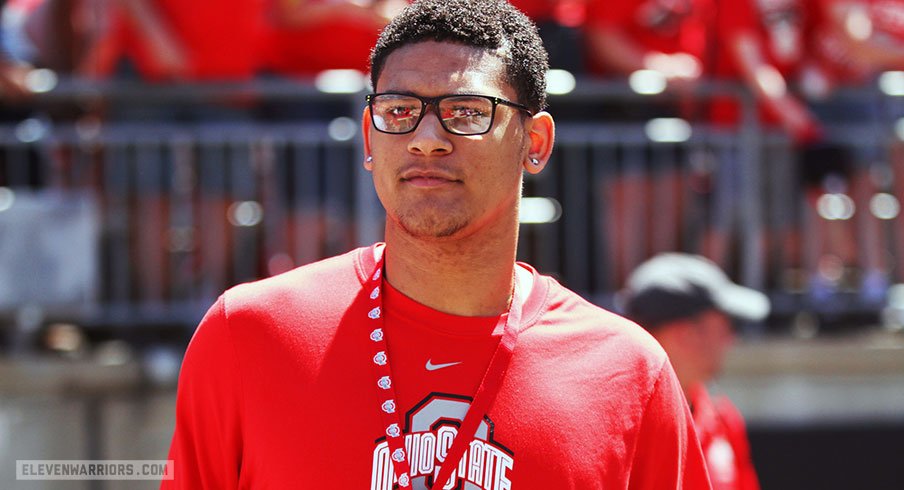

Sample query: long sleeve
[161,296,243,489]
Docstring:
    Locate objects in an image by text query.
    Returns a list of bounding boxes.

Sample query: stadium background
[1,0,904,488]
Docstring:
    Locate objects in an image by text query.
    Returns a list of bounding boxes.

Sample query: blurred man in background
[582,0,712,286]
[621,253,769,490]
[109,0,263,82]
[263,0,407,77]
[509,0,586,73]
[583,0,708,98]
[703,0,822,275]
[708,0,820,143]
[0,38,30,99]
[798,0,904,304]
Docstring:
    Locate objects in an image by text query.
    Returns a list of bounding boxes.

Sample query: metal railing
[1,77,902,341]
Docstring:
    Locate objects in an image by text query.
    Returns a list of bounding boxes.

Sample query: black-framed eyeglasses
[366,92,534,136]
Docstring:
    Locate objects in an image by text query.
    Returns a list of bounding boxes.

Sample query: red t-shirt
[263,10,383,75]
[161,244,712,489]
[708,0,813,126]
[509,0,586,26]
[117,0,265,80]
[691,385,761,490]
[584,0,713,75]
[870,0,904,41]
[710,0,811,80]
[508,0,556,21]
[810,0,904,83]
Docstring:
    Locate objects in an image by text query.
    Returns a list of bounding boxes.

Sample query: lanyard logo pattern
[366,262,413,487]
[364,249,524,489]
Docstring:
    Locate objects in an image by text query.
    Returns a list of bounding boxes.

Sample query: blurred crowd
[0,0,899,145]
[2,0,904,317]
[0,0,900,115]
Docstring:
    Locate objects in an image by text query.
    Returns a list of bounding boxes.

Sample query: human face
[363,41,535,240]
[691,310,736,380]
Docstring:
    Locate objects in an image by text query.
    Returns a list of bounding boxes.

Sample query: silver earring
[366,156,373,163]
[530,158,540,166]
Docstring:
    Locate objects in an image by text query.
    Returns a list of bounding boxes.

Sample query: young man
[621,253,769,490]
[161,1,711,488]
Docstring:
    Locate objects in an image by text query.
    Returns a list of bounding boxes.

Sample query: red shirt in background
[584,0,713,75]
[691,384,761,490]
[117,0,265,80]
[708,0,813,126]
[509,0,585,26]
[810,0,904,84]
[710,0,812,81]
[869,0,904,41]
[263,2,384,76]
[509,0,556,21]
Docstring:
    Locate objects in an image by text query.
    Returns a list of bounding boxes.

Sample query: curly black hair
[369,0,548,113]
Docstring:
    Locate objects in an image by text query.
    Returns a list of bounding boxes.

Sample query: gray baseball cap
[619,253,770,328]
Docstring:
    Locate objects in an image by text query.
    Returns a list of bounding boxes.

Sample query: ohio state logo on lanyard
[364,247,524,488]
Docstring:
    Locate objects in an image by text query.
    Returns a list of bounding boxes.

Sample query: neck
[383,221,519,317]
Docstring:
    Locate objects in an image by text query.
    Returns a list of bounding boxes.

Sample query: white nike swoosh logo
[425,359,463,371]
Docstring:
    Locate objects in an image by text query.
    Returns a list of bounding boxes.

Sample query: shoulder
[189,245,378,361]
[225,246,370,305]
[522,271,669,376]
[218,245,374,326]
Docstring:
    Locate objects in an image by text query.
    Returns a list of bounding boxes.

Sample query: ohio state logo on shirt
[371,394,514,490]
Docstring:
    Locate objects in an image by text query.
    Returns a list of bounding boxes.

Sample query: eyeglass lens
[370,94,495,135]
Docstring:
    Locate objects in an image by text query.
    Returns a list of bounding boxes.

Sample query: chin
[401,219,468,239]
[394,206,469,238]
[396,211,470,239]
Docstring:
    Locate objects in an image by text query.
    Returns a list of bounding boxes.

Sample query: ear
[522,111,555,175]
[362,106,374,171]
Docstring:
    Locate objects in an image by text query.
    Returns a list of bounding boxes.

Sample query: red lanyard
[364,248,523,489]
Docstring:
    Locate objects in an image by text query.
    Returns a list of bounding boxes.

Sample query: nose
[407,106,452,156]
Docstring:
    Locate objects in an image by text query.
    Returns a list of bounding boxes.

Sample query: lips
[399,168,462,188]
